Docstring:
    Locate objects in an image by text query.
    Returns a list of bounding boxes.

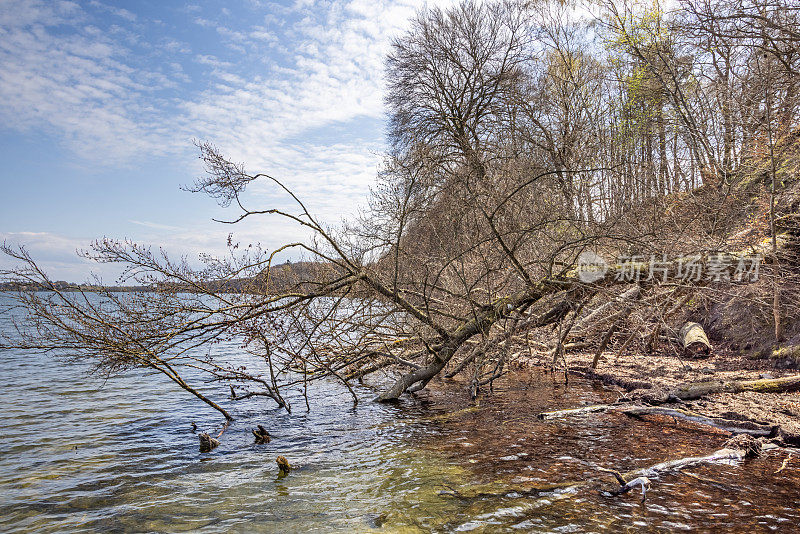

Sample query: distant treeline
[0,261,326,295]
[0,281,151,292]
[192,261,325,294]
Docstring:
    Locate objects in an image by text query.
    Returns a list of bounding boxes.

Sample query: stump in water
[276,455,291,477]
[723,434,762,458]
[679,322,712,357]
[198,432,220,452]
[253,425,271,444]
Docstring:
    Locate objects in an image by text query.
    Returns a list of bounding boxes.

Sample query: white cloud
[129,220,185,232]
[195,54,233,68]
[0,0,178,162]
[0,0,454,174]
[88,0,136,22]
[0,231,102,282]
[0,0,458,278]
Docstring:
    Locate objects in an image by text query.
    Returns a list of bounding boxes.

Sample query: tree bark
[572,285,640,334]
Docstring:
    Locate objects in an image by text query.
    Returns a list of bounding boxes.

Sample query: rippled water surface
[1,294,799,532]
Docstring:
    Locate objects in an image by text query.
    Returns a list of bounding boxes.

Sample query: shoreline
[510,348,800,444]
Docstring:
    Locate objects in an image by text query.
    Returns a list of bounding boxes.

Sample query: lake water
[1,294,799,532]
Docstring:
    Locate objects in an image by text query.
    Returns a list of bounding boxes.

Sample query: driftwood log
[575,368,800,402]
[669,375,800,401]
[540,376,800,415]
[597,467,652,502]
[442,435,786,505]
[538,404,777,436]
[679,322,712,357]
[537,404,613,420]
[599,435,775,501]
[540,373,800,444]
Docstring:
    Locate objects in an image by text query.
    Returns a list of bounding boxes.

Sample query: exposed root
[723,433,763,458]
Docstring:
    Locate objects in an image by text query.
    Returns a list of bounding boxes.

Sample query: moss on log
[669,375,800,400]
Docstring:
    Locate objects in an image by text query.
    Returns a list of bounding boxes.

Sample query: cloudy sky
[0,0,450,282]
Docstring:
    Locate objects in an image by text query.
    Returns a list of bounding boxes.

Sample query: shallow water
[1,296,799,532]
[409,374,800,532]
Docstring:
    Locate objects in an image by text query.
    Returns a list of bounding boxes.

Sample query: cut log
[679,322,712,357]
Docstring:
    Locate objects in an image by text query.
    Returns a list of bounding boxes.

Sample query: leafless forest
[3,0,800,430]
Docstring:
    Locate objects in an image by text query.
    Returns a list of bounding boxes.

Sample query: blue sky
[0,0,449,282]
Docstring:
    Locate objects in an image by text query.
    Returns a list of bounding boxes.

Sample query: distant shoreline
[0,282,151,292]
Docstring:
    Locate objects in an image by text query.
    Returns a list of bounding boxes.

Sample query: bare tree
[3,0,798,425]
